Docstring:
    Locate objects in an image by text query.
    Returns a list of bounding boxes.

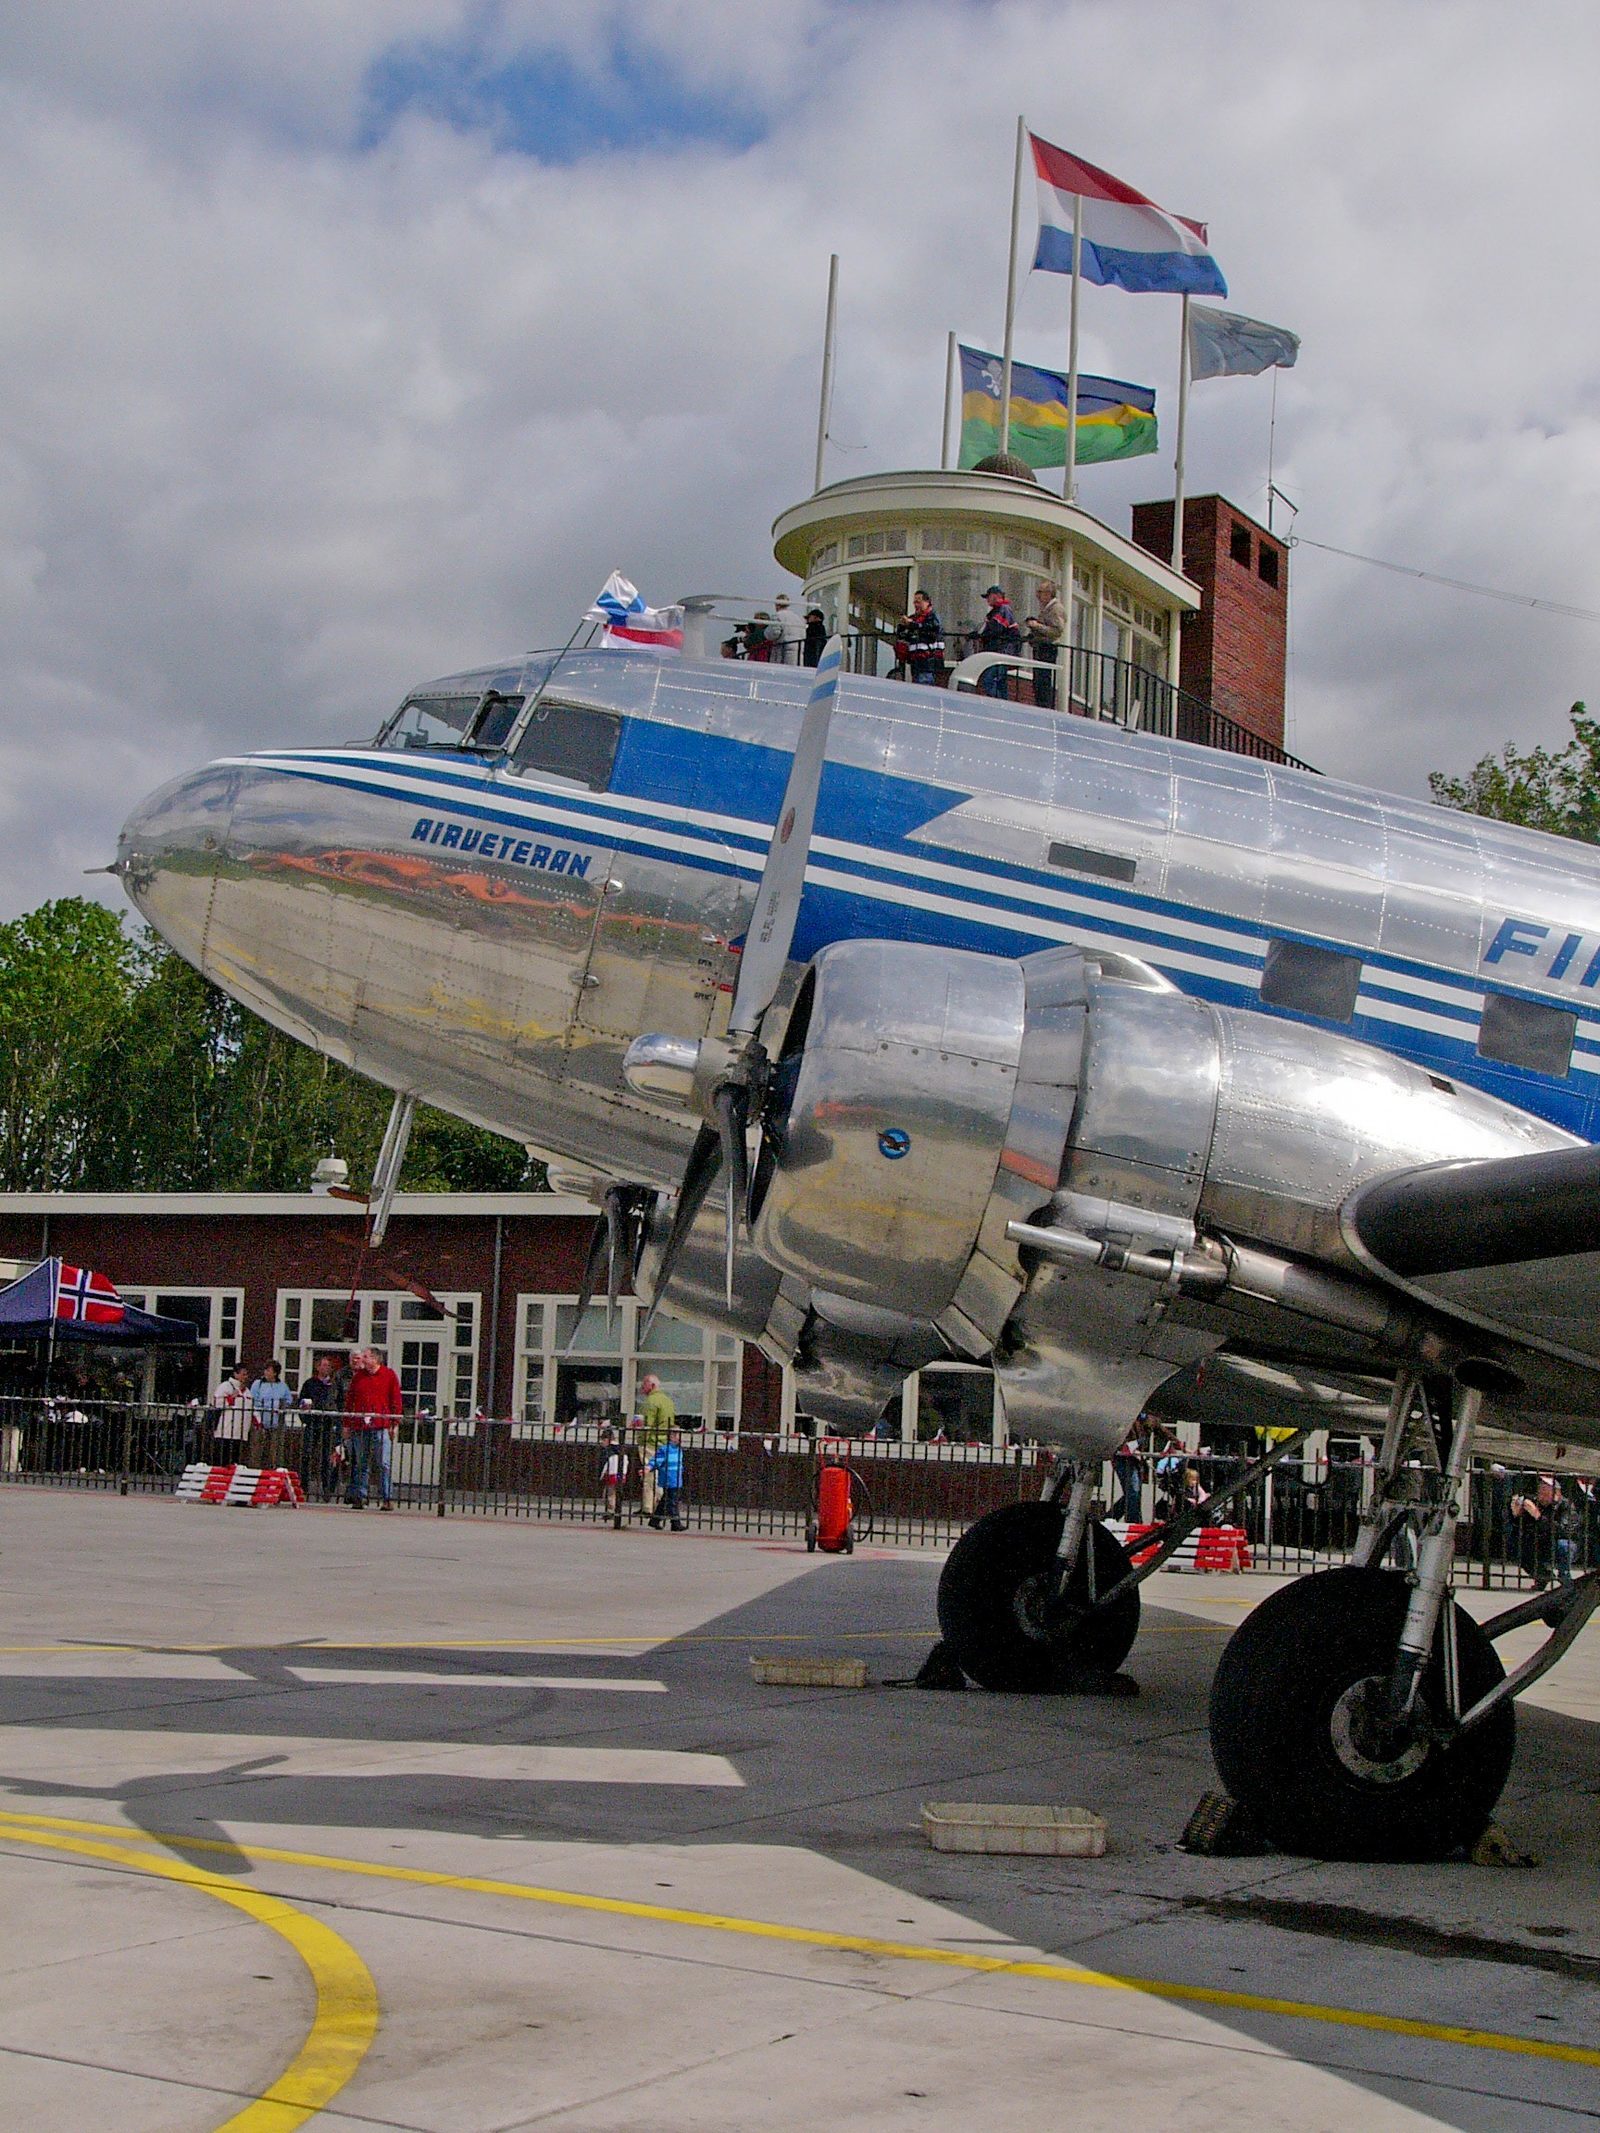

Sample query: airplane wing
[1343,1142,1600,1371]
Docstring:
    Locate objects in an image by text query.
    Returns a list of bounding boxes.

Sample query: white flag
[1188,306,1299,381]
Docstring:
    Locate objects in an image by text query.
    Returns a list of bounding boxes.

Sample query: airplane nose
[117,762,239,969]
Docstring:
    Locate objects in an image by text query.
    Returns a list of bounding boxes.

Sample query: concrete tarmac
[1,1489,1597,2131]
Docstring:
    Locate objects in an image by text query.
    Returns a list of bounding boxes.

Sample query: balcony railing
[811,630,1315,772]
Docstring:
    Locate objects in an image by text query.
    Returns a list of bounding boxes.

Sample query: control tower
[770,454,1299,767]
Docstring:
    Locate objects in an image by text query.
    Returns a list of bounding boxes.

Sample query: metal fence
[1,1398,1590,1588]
[0,1397,1043,1546]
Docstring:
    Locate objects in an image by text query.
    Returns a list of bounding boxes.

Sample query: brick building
[1130,495,1289,751]
[0,1194,998,1443]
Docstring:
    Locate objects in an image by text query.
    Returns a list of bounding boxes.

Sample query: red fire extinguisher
[806,1452,870,1554]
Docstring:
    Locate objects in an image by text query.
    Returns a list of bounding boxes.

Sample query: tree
[1428,701,1600,843]
[0,896,543,1193]
[0,900,135,1188]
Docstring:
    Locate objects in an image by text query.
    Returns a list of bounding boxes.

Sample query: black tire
[805,1521,818,1554]
[937,1502,1140,1692]
[1209,1566,1515,1862]
[843,1523,855,1555]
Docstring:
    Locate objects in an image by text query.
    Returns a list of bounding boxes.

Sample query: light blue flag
[1188,305,1299,381]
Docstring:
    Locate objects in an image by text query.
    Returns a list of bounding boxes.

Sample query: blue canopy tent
[0,1259,198,1347]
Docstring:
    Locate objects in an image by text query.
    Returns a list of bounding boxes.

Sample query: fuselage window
[510,701,621,791]
[1047,840,1137,884]
[1259,938,1362,1023]
[1478,993,1576,1078]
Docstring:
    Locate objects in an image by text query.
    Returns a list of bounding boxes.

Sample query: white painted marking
[0,1652,246,1681]
[285,1668,667,1692]
[0,1727,742,1788]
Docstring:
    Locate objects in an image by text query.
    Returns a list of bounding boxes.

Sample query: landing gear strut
[937,1427,1316,1693]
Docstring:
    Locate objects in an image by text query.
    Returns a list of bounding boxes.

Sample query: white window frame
[273,1289,480,1416]
[514,1296,741,1436]
[119,1286,242,1401]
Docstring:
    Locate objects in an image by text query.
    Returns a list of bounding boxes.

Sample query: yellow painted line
[0,1820,378,2130]
[0,1809,1593,2072]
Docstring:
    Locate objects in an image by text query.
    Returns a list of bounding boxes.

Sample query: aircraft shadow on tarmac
[1,1559,1598,2128]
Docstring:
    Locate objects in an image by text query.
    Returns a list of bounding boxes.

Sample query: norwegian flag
[53,1260,127,1325]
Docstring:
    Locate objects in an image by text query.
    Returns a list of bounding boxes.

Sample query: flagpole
[941,330,957,470]
[813,252,839,495]
[999,114,1026,454]
[1171,293,1191,572]
[1063,193,1082,502]
[1266,363,1279,535]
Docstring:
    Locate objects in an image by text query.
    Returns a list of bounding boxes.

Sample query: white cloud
[2,0,1598,917]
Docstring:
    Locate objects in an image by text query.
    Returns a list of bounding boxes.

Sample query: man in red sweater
[344,1347,403,1510]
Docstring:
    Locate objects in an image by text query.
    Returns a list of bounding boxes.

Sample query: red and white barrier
[175,1463,304,1507]
[1106,1519,1251,1572]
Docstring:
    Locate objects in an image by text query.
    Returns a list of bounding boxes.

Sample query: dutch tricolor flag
[1030,133,1227,298]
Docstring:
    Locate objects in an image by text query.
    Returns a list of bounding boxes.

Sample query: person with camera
[895,589,945,685]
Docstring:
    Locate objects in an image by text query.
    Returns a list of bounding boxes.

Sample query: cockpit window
[380,693,479,750]
[510,700,621,790]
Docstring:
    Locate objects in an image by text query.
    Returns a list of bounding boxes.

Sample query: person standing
[209,1363,251,1461]
[802,607,827,667]
[636,1373,676,1524]
[344,1347,403,1510]
[647,1429,688,1531]
[598,1426,630,1522]
[898,590,945,685]
[772,593,806,665]
[296,1353,342,1502]
[1112,1420,1145,1523]
[248,1360,294,1467]
[976,584,1021,699]
[1026,580,1066,711]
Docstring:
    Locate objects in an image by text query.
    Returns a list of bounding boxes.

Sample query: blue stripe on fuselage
[254,728,1600,1141]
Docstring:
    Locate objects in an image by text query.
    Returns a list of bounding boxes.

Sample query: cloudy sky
[2,0,1597,918]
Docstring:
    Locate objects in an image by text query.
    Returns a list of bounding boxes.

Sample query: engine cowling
[750,939,1027,1319]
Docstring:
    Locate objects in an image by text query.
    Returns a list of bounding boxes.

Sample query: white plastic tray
[921,1802,1108,1856]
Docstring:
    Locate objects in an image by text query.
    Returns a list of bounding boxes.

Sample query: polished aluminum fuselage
[120,649,1600,1165]
[119,649,1600,1444]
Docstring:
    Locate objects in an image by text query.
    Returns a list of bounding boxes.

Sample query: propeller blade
[640,1122,723,1340]
[603,1185,631,1324]
[727,636,843,1042]
[714,1082,750,1308]
[375,1265,456,1319]
[569,1210,611,1347]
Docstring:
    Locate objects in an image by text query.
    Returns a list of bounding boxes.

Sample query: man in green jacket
[636,1375,676,1522]
[639,1375,676,1446]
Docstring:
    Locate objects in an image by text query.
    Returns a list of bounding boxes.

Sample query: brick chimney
[1131,495,1287,751]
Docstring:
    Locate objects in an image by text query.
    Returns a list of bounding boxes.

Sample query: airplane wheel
[937,1502,1140,1692]
[1208,1567,1515,1862]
